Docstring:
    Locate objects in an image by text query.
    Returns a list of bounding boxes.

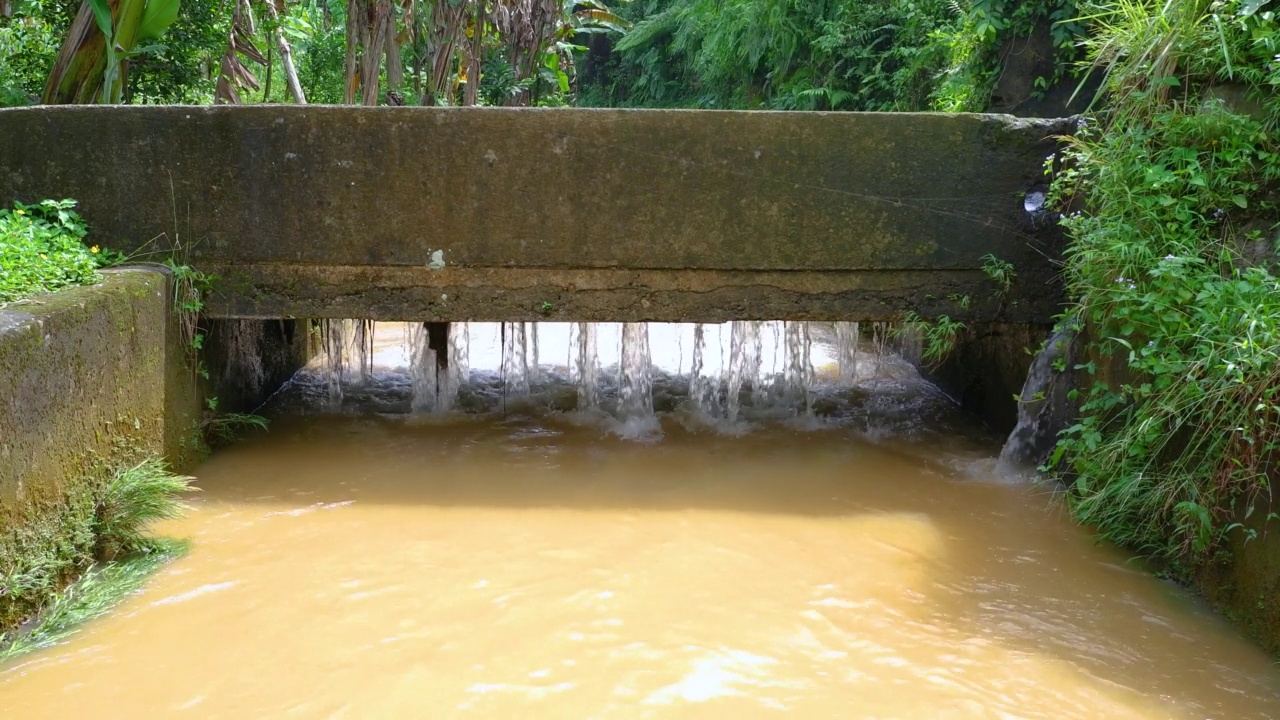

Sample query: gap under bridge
[0,106,1072,323]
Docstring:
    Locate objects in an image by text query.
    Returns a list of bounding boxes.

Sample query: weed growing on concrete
[1,458,195,659]
[161,259,215,357]
[980,254,1016,293]
[202,397,270,446]
[895,311,965,367]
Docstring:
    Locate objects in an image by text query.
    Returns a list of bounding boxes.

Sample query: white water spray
[618,322,653,418]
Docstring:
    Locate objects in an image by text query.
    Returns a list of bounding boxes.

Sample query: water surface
[2,323,1277,718]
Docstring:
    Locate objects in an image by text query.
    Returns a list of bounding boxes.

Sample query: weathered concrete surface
[0,270,202,627]
[1198,494,1280,655]
[923,323,1053,433]
[0,105,1072,322]
[203,318,317,413]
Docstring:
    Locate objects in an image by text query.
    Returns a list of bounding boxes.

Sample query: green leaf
[1232,195,1248,208]
[138,0,181,41]
[88,0,114,41]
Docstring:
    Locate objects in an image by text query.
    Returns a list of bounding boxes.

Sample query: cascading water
[783,321,814,414]
[409,322,466,414]
[307,320,870,423]
[501,322,531,396]
[725,321,761,423]
[618,322,653,418]
[835,321,859,383]
[869,322,893,388]
[998,328,1074,473]
[321,319,346,409]
[688,323,719,416]
[528,322,541,383]
[571,322,600,411]
[408,323,440,413]
[350,320,374,387]
[450,322,470,387]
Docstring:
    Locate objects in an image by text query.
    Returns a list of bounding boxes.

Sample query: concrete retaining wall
[0,269,202,627]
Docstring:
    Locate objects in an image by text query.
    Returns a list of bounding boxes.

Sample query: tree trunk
[260,0,306,103]
[345,0,393,105]
[44,0,152,104]
[384,13,402,90]
[462,0,484,106]
[262,43,273,100]
[43,1,111,103]
[343,0,361,103]
[360,0,392,105]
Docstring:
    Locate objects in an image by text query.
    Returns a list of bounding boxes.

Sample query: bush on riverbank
[0,199,108,304]
[1046,0,1280,567]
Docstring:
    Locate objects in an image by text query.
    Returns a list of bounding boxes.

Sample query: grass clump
[0,458,195,660]
[0,199,112,304]
[0,539,188,663]
[94,459,196,561]
[1045,0,1280,567]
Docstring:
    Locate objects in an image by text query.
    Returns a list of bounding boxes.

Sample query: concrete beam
[0,106,1072,322]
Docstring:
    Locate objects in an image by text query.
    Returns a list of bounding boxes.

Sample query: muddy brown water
[3,325,1280,717]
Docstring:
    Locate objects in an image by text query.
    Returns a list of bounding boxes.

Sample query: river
[2,322,1278,718]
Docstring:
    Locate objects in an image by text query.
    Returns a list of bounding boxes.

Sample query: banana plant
[42,0,181,104]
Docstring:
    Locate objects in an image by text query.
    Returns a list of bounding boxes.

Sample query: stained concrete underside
[0,106,1072,322]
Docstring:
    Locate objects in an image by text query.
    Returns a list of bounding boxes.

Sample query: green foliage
[579,0,957,111]
[283,0,348,104]
[93,458,195,561]
[69,0,184,103]
[981,253,1016,292]
[0,0,70,106]
[203,410,270,445]
[127,0,231,103]
[1046,0,1280,565]
[931,0,1086,111]
[0,492,97,631]
[158,258,214,357]
[897,310,966,365]
[0,538,187,661]
[0,199,103,304]
[0,455,192,647]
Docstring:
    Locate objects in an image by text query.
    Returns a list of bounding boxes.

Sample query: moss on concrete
[0,269,202,632]
[1192,496,1280,655]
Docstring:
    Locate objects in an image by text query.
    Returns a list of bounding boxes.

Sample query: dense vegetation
[1048,0,1280,567]
[0,199,105,303]
[0,0,1083,112]
[1,0,629,107]
[576,0,1086,111]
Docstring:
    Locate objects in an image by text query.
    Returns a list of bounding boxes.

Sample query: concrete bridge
[0,106,1070,323]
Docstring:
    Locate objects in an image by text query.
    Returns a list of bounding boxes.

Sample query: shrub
[0,199,103,303]
[1046,0,1280,565]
